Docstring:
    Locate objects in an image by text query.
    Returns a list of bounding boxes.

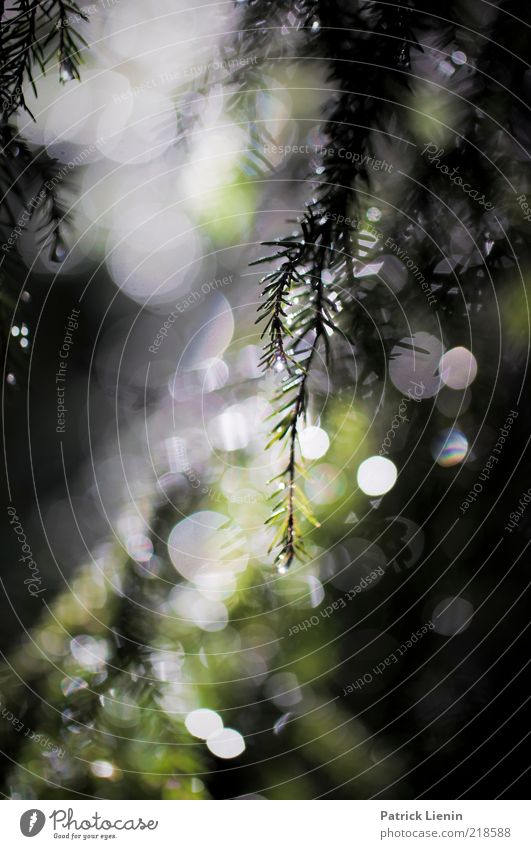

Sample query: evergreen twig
[235,0,421,568]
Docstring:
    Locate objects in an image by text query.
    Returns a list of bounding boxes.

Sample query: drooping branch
[0,0,88,120]
[235,1,423,568]
[256,208,340,570]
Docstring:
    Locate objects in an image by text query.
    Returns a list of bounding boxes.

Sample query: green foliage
[0,543,210,799]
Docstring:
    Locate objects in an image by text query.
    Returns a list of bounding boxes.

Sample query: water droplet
[51,234,68,263]
[452,50,467,66]
[311,19,321,32]
[59,58,76,82]
[6,373,16,386]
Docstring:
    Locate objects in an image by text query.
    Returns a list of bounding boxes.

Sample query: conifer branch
[0,0,87,119]
[237,0,422,569]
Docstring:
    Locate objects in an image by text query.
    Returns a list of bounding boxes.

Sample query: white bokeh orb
[206,728,246,759]
[97,90,177,165]
[389,331,444,398]
[439,347,478,390]
[106,204,199,304]
[167,510,248,587]
[185,708,223,740]
[299,426,330,460]
[357,456,398,496]
[47,69,132,154]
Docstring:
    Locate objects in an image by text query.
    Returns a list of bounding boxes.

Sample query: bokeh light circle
[206,728,246,759]
[432,429,468,467]
[299,426,330,460]
[185,709,224,740]
[439,346,478,390]
[357,457,398,496]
